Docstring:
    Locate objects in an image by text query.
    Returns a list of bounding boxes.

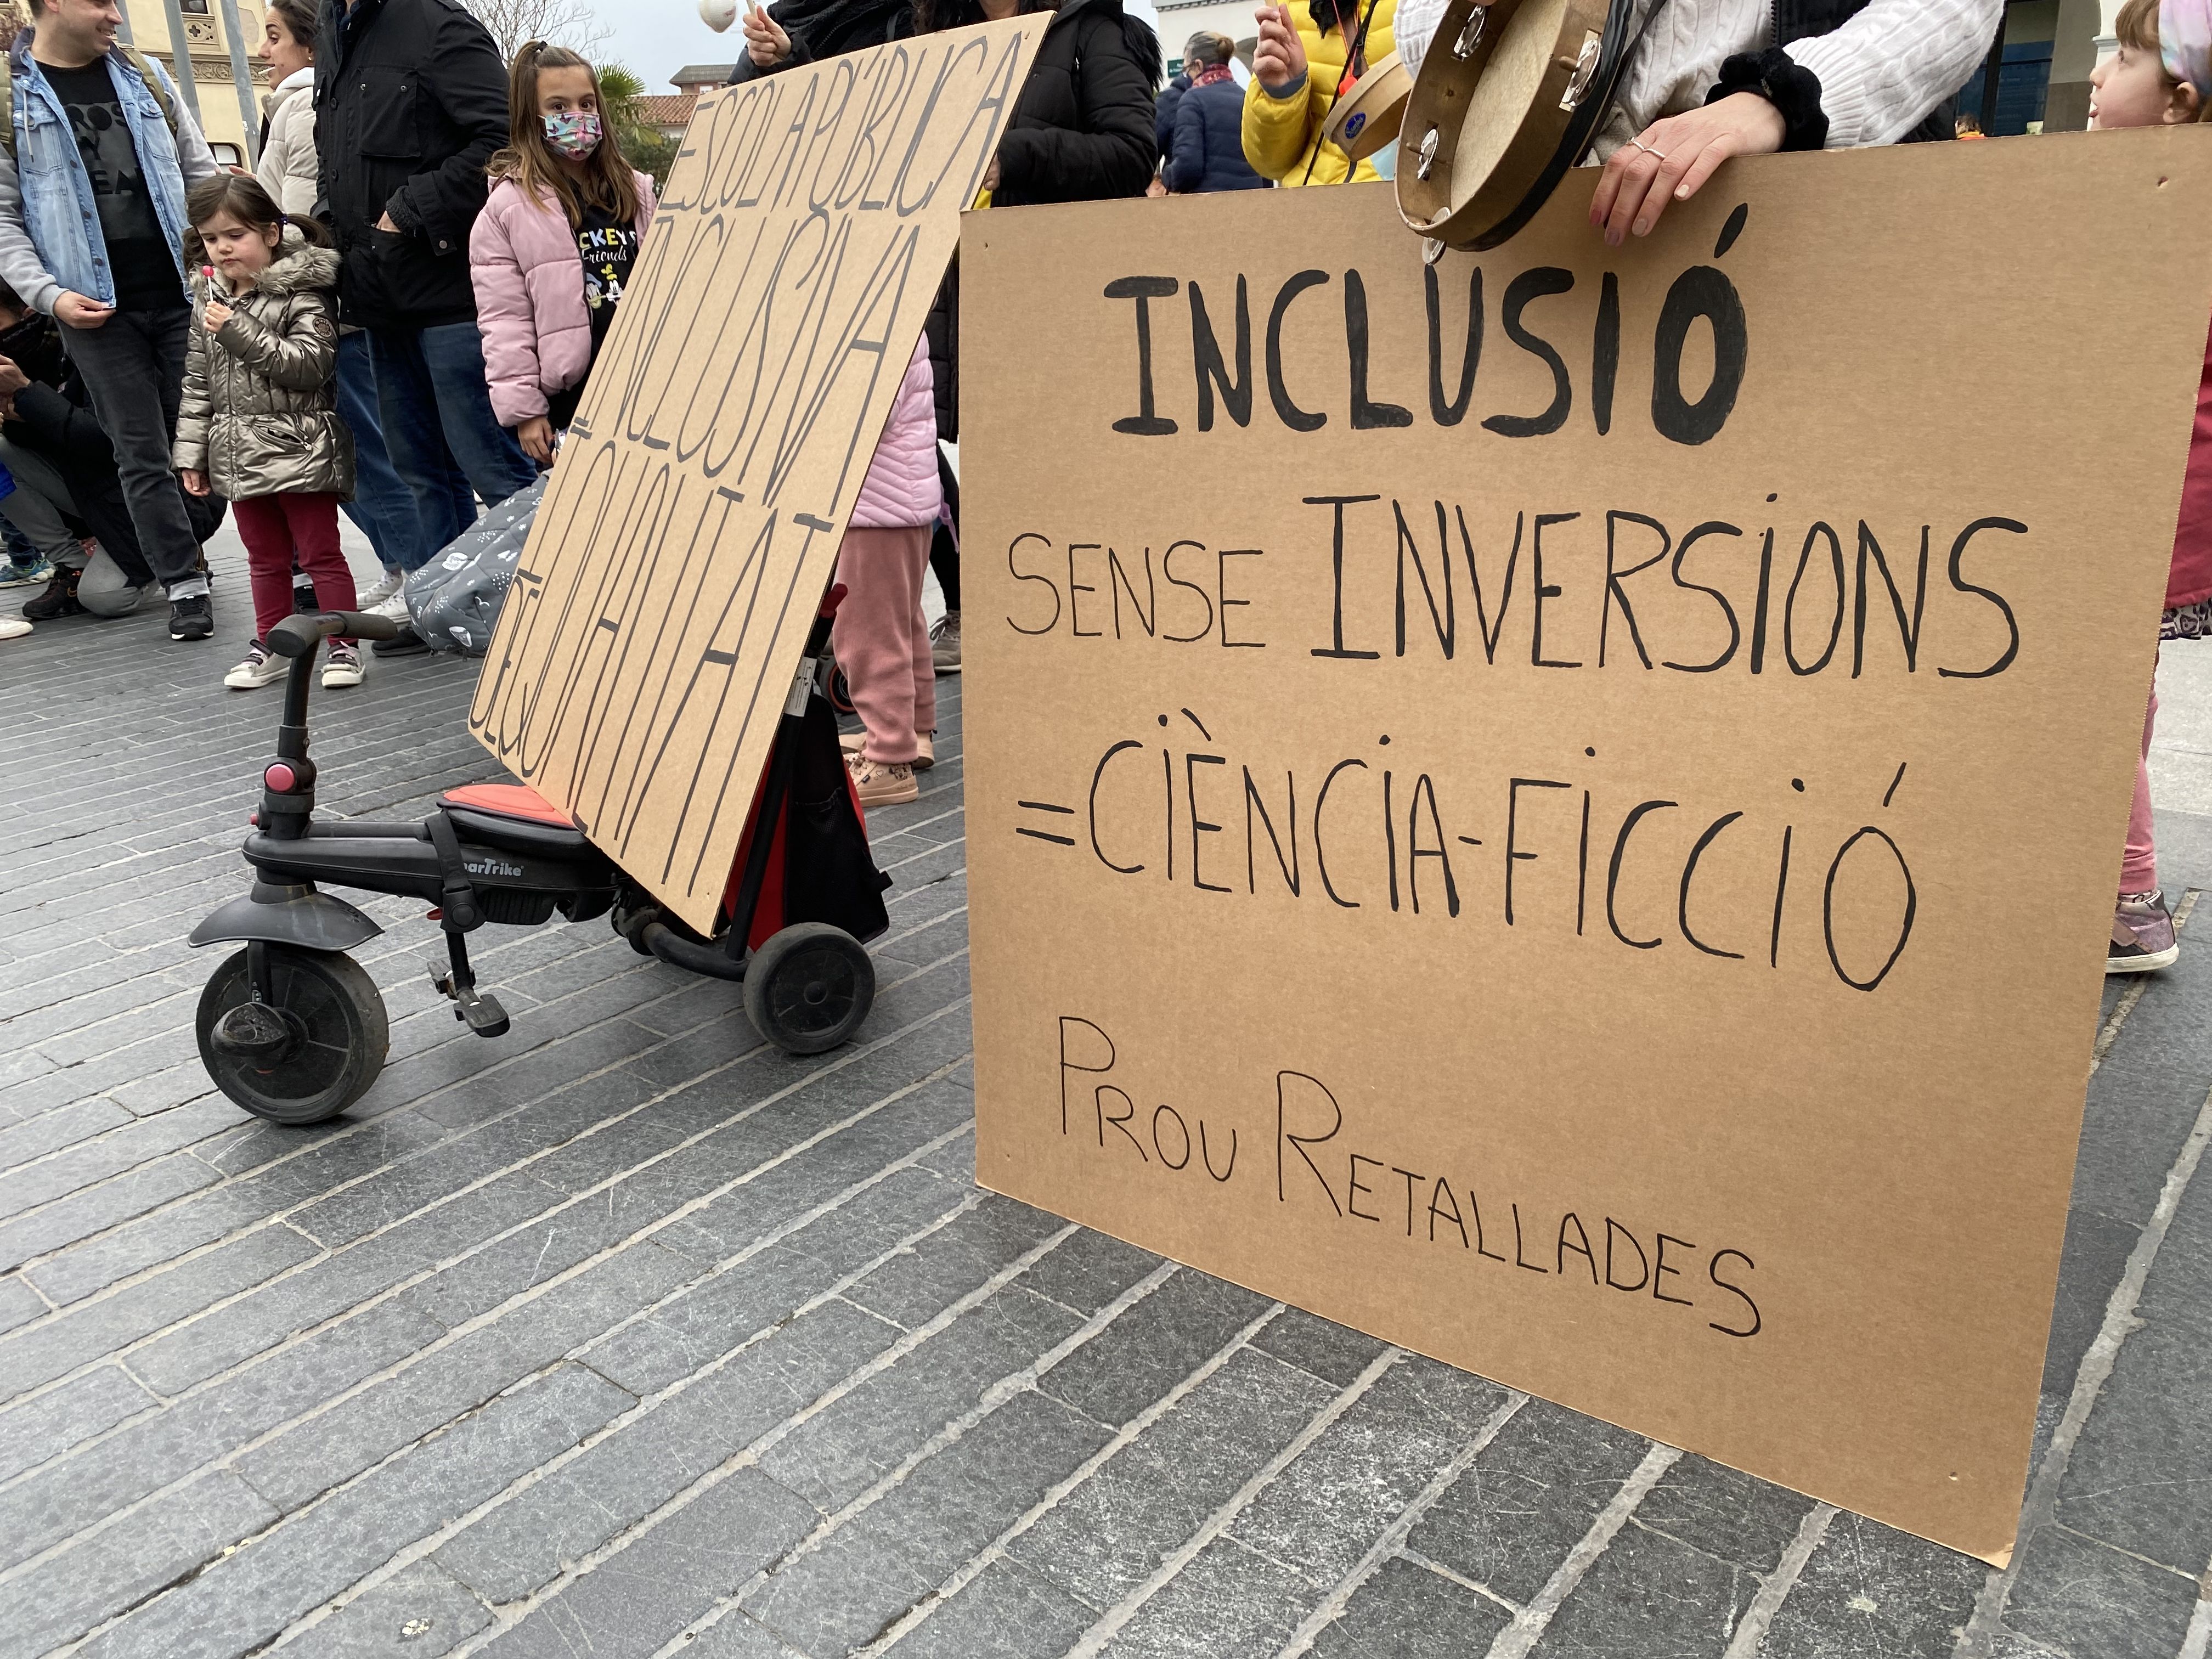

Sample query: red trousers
[831,524,935,765]
[233,493,356,645]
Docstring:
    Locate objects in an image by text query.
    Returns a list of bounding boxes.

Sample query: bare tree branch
[463,0,611,61]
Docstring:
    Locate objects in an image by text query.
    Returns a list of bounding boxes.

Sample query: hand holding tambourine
[1400,0,1785,254]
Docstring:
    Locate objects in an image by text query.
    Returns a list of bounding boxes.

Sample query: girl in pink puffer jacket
[837,335,943,810]
[470,43,658,467]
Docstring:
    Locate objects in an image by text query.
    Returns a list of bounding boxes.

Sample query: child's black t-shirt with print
[546,204,638,428]
[39,58,183,312]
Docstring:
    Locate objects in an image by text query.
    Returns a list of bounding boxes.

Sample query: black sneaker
[20,566,83,621]
[293,580,319,616]
[169,592,213,641]
[373,623,430,657]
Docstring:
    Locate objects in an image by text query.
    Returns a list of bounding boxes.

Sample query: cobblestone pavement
[2,524,2209,1658]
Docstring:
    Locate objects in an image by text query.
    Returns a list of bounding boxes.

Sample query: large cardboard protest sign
[470,21,1035,929]
[963,132,2212,1562]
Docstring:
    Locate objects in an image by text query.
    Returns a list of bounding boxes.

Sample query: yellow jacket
[1240,0,1397,187]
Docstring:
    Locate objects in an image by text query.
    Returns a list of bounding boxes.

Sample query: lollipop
[700,0,737,30]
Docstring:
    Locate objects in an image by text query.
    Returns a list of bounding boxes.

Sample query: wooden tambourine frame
[1322,50,1413,162]
[1396,0,1637,253]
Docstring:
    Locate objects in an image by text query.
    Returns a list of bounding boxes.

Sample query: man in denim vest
[0,0,219,641]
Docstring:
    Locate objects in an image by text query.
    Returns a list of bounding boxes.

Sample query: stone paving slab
[1,524,2208,1657]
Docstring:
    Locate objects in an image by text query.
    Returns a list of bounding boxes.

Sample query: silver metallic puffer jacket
[174,231,354,500]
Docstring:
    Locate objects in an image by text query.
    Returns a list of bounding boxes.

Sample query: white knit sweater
[1393,0,2002,158]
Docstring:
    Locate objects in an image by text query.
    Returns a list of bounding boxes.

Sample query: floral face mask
[543,109,602,161]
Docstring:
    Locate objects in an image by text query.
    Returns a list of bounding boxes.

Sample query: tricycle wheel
[610,893,659,956]
[743,923,873,1056]
[196,945,388,1125]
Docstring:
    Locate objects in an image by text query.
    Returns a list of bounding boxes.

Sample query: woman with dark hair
[911,0,1161,204]
[921,0,1162,666]
[255,0,321,216]
[744,0,1160,203]
[747,0,1160,669]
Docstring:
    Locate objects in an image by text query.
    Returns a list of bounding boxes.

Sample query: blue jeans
[368,323,537,573]
[334,333,421,574]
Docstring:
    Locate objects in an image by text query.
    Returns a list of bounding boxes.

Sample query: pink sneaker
[2108,890,2179,974]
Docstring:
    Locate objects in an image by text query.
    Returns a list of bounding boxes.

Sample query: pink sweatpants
[2124,683,2159,895]
[832,524,935,766]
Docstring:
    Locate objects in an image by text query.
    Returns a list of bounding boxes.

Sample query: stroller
[189,589,891,1126]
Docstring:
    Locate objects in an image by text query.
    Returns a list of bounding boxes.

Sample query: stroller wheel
[196,945,388,1125]
[743,923,874,1056]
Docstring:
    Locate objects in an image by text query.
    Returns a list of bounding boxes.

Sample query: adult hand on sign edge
[1590,92,1784,247]
[1252,2,1306,94]
[744,3,791,66]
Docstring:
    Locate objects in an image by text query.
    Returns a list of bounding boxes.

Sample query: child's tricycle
[190,597,891,1126]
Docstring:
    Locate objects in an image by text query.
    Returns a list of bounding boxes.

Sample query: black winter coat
[921,0,1163,443]
[1167,75,1266,192]
[1776,0,1958,142]
[314,0,511,329]
[991,0,1161,206]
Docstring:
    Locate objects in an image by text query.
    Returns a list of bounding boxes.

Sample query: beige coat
[174,232,353,500]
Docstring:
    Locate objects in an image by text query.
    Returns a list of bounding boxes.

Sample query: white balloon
[699,0,738,31]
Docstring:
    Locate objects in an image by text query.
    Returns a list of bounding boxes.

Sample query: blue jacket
[1154,74,1188,162]
[0,39,218,315]
[1168,74,1267,193]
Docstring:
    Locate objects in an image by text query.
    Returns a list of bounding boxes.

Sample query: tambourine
[1321,51,1413,163]
[1396,0,1638,254]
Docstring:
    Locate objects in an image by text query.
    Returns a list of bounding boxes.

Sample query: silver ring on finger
[1631,138,1668,162]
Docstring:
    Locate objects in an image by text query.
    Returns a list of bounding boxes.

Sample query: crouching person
[0,276,188,624]
[173,177,360,691]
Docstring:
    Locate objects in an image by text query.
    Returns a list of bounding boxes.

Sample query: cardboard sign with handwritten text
[963,133,2212,1562]
[470,21,1035,929]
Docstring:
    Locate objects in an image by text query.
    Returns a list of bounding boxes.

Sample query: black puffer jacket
[991,0,1161,205]
[314,0,511,329]
[918,0,1163,441]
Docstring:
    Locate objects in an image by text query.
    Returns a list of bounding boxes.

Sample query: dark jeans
[334,332,419,574]
[368,323,535,572]
[59,306,196,590]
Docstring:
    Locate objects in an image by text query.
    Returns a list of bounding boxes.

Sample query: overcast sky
[591,0,1164,94]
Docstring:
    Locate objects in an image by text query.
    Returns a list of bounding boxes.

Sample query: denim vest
[8,43,190,308]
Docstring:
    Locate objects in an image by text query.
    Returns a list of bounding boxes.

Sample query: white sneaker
[223,643,287,689]
[0,615,29,639]
[358,570,404,611]
[322,641,365,688]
